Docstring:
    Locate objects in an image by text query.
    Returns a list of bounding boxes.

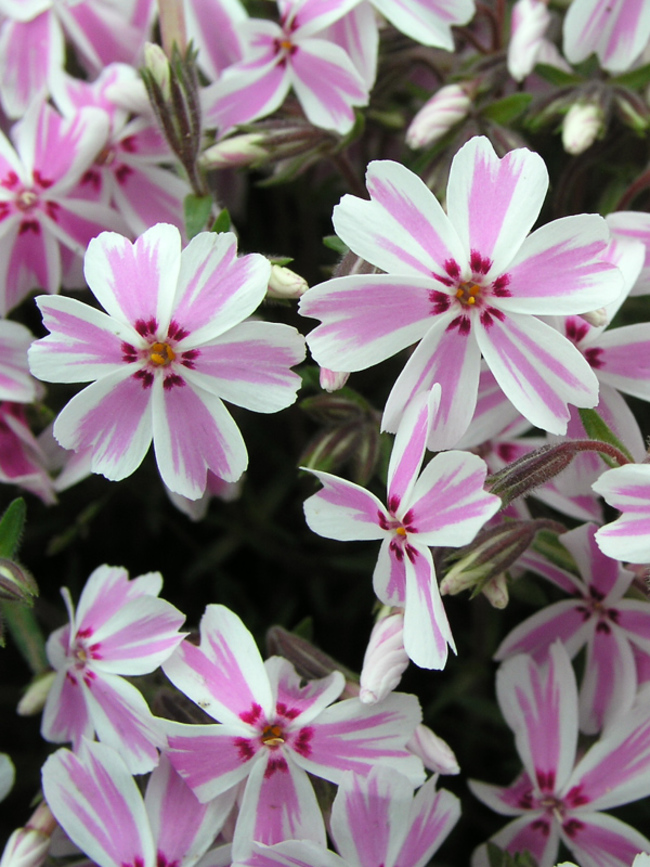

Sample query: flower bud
[0,754,14,802]
[0,804,56,867]
[406,83,472,150]
[267,265,308,299]
[143,43,171,101]
[359,610,409,704]
[319,368,350,392]
[0,559,37,605]
[481,572,509,609]
[17,672,56,716]
[199,134,267,170]
[407,723,460,775]
[562,102,605,155]
[507,0,551,82]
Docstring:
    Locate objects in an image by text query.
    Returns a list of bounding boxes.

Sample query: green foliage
[0,498,26,559]
[486,842,539,867]
[482,93,533,125]
[184,194,214,238]
[211,207,232,234]
[578,407,635,465]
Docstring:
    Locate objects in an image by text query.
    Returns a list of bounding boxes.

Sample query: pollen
[279,39,293,50]
[149,342,176,366]
[456,282,481,306]
[261,724,284,746]
[395,526,407,536]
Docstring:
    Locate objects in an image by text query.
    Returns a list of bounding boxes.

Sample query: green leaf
[0,603,48,673]
[578,407,635,465]
[482,93,533,124]
[269,256,293,266]
[211,207,231,234]
[611,64,650,90]
[0,498,26,559]
[323,235,348,255]
[184,194,213,238]
[533,63,584,87]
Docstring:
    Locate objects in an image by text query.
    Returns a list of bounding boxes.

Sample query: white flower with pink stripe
[42,564,186,773]
[162,604,424,851]
[28,223,305,499]
[563,0,650,73]
[300,136,623,450]
[303,389,501,669]
[593,464,650,564]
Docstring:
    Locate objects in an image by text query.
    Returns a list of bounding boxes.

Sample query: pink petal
[53,368,154,482]
[386,388,439,514]
[58,0,148,71]
[593,323,650,401]
[382,313,482,451]
[403,545,455,670]
[497,642,578,795]
[472,814,560,867]
[593,465,650,563]
[185,0,246,80]
[371,0,474,48]
[190,321,304,412]
[560,810,650,867]
[331,159,465,278]
[560,522,628,601]
[616,601,650,655]
[394,779,461,867]
[289,38,367,134]
[0,13,63,118]
[233,752,326,849]
[83,224,181,333]
[468,772,536,817]
[0,218,61,313]
[265,657,344,727]
[241,841,345,867]
[579,625,636,735]
[563,0,650,72]
[0,320,37,402]
[476,311,599,434]
[41,669,93,747]
[446,137,548,276]
[494,601,591,663]
[152,377,248,497]
[303,470,387,541]
[41,741,155,867]
[291,0,361,36]
[162,604,274,727]
[408,451,499,545]
[74,565,162,633]
[301,274,435,371]
[372,536,407,606]
[110,162,189,236]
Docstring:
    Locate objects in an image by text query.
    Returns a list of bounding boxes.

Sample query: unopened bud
[359,610,409,704]
[143,43,171,101]
[0,559,37,605]
[267,265,308,299]
[507,0,551,82]
[407,724,460,775]
[562,102,605,155]
[406,83,473,149]
[481,572,509,609]
[319,368,350,392]
[579,307,608,327]
[17,672,56,717]
[0,804,56,867]
[199,134,267,170]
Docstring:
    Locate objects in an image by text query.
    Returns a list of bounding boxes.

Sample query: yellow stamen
[395,526,407,536]
[280,39,293,50]
[261,724,284,746]
[149,342,176,366]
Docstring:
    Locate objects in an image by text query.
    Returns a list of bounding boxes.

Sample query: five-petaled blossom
[300,136,622,450]
[303,388,501,669]
[494,523,650,734]
[42,564,185,773]
[28,223,305,499]
[162,604,424,851]
[233,765,460,867]
[470,642,650,867]
[42,741,234,867]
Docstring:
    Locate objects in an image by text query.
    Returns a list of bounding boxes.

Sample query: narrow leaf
[578,407,635,465]
[0,499,26,559]
[184,194,213,239]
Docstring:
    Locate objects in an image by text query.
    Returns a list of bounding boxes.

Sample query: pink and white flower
[470,641,650,867]
[42,564,186,773]
[233,765,460,867]
[0,99,125,314]
[28,223,305,499]
[42,741,234,867]
[300,136,622,450]
[162,604,424,850]
[563,0,650,73]
[369,0,475,49]
[303,389,501,669]
[593,464,650,564]
[202,0,369,135]
[494,523,650,734]
[0,403,57,504]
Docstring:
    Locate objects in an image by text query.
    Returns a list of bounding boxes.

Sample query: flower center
[16,190,38,212]
[96,146,116,166]
[149,342,176,366]
[261,724,284,746]
[455,281,482,307]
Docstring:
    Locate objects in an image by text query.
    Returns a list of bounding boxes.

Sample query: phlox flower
[0,0,154,118]
[563,0,650,73]
[233,765,460,867]
[300,136,622,450]
[28,223,305,499]
[494,523,650,734]
[53,64,190,236]
[0,98,125,314]
[593,464,650,564]
[162,604,424,850]
[42,741,234,867]
[202,0,369,135]
[470,641,650,867]
[42,564,186,773]
[303,388,501,669]
[0,403,57,504]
